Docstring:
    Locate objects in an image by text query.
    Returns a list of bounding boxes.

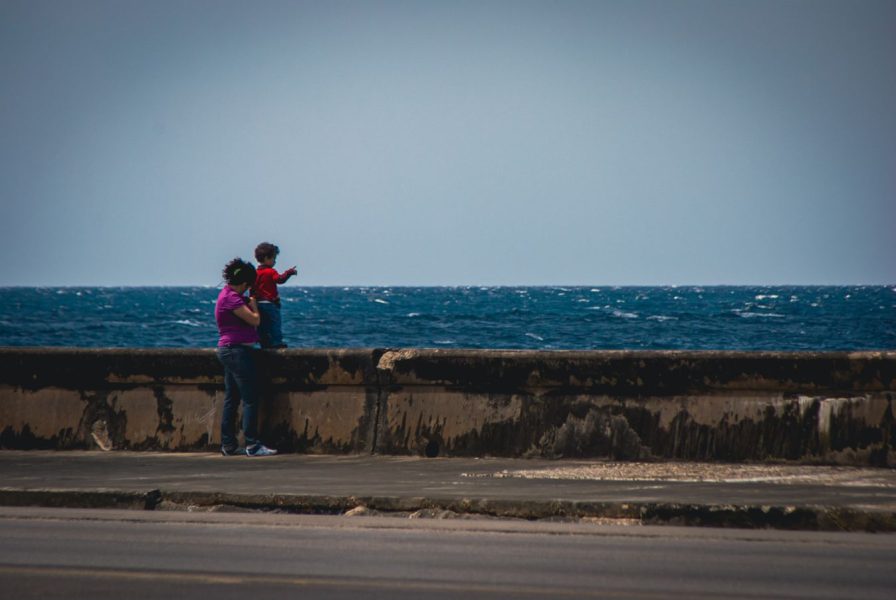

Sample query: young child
[252,242,298,348]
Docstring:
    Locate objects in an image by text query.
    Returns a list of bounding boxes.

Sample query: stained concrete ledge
[1,348,894,464]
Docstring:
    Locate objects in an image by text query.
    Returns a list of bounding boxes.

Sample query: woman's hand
[234,298,261,327]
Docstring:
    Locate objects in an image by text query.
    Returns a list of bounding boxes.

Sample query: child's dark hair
[254,242,280,262]
[222,258,257,286]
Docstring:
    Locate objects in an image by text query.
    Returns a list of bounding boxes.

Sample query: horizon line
[1,282,894,289]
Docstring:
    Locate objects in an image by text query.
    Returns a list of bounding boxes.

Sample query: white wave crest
[612,310,639,319]
[173,319,202,327]
[525,332,544,341]
[755,294,779,300]
[647,315,678,321]
[373,298,389,305]
[738,312,785,319]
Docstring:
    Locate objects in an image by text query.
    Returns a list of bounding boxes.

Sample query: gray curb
[2,488,893,532]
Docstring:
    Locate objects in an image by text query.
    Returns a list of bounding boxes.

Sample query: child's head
[222,258,257,288]
[254,242,280,266]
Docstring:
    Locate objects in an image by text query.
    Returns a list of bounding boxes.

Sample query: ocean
[1,286,894,351]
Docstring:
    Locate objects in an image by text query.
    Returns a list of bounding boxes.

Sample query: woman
[215,257,277,457]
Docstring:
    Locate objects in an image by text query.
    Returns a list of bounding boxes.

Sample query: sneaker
[221,445,246,456]
[246,444,278,457]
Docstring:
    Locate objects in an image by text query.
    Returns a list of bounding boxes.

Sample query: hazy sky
[2,0,894,286]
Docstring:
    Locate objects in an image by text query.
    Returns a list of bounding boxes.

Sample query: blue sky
[1,0,894,286]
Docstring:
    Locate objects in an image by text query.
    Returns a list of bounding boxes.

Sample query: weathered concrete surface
[0,348,379,454]
[1,348,894,465]
[373,349,895,465]
[1,451,894,531]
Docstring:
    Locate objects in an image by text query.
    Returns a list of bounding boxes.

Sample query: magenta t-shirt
[215,286,259,347]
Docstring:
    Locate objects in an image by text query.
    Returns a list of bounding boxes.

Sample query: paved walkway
[1,451,895,530]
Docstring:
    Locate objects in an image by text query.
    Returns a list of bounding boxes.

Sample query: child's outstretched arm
[276,266,298,284]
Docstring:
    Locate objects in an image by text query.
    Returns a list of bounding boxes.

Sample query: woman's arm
[233,297,260,327]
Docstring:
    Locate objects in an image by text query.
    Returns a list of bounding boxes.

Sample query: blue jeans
[216,346,259,449]
[257,302,284,348]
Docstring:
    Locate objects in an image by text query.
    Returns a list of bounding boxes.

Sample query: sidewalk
[1,451,894,531]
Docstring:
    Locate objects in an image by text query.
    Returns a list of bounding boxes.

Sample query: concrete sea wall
[1,348,894,465]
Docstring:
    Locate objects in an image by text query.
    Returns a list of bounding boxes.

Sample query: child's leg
[270,304,284,347]
[257,303,275,348]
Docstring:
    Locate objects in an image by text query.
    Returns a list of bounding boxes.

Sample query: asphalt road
[1,507,894,600]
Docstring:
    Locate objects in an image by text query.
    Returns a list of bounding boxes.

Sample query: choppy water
[1,286,894,350]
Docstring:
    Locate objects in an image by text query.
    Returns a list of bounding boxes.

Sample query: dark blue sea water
[1,286,894,350]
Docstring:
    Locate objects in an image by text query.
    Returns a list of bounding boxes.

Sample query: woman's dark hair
[254,242,280,262]
[222,258,257,286]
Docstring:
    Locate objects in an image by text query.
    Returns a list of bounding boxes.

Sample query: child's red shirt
[253,266,291,302]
